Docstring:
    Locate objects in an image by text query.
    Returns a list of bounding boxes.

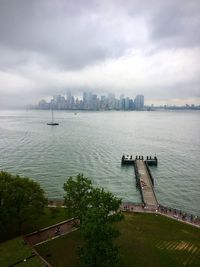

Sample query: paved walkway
[135,160,158,208]
[24,218,78,246]
[121,202,200,228]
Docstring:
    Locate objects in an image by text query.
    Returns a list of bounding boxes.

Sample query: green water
[0,110,199,215]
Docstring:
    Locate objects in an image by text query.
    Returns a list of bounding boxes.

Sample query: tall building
[35,92,145,111]
[108,93,116,110]
[54,95,65,109]
[91,94,98,110]
[66,90,74,109]
[119,94,125,110]
[125,97,130,110]
[134,95,144,110]
[83,92,89,109]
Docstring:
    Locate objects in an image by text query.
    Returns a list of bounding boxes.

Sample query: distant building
[134,95,144,110]
[54,95,65,109]
[34,92,146,111]
[91,94,98,110]
[108,93,116,110]
[129,99,134,110]
[100,96,107,110]
[125,97,130,110]
[38,99,49,109]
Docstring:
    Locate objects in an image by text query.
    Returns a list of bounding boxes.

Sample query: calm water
[0,110,199,215]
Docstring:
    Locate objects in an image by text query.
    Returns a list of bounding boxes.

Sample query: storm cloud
[0,0,199,107]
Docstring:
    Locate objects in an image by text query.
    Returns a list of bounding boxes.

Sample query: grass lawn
[35,213,200,267]
[0,237,44,267]
[1,206,69,241]
[24,206,69,233]
[0,207,69,266]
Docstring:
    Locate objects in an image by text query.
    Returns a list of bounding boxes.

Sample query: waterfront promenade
[120,155,200,227]
[120,202,200,228]
[47,200,200,228]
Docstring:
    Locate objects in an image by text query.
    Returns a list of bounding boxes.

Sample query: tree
[63,173,92,224]
[0,172,13,234]
[63,174,124,267]
[0,171,47,234]
[79,188,123,267]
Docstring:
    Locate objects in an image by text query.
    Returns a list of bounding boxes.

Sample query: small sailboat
[47,109,59,126]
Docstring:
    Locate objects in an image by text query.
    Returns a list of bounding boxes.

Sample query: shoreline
[48,199,200,228]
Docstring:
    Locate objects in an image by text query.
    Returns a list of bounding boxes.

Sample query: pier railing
[144,161,154,185]
[133,161,145,203]
[120,154,200,227]
[120,202,200,227]
[158,204,200,226]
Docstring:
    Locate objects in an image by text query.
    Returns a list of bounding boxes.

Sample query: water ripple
[0,110,199,215]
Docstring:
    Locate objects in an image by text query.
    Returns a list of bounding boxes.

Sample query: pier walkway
[135,159,158,209]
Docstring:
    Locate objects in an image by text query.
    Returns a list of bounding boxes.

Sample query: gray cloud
[0,0,199,107]
[0,0,133,69]
[1,0,199,68]
[149,0,200,48]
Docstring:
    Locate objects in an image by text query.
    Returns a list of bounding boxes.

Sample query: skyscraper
[134,95,144,110]
[125,97,130,110]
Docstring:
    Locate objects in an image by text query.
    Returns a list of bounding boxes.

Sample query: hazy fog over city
[0,0,199,108]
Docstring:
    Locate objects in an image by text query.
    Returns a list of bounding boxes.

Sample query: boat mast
[51,108,54,123]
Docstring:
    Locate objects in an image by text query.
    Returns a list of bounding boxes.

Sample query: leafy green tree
[0,171,47,234]
[0,172,13,233]
[63,174,123,267]
[63,173,92,223]
[79,189,123,267]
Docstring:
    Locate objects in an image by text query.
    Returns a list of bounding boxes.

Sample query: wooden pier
[135,159,158,209]
[121,154,158,166]
[122,155,158,210]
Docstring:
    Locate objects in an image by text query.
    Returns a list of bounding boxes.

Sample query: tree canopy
[63,173,92,223]
[63,174,123,267]
[0,171,47,236]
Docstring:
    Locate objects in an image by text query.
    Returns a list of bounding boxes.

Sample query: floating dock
[121,155,158,210]
[121,154,158,166]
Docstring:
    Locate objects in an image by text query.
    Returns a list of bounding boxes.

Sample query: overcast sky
[0,0,199,107]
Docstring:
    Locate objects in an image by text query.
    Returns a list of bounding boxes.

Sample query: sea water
[0,109,199,215]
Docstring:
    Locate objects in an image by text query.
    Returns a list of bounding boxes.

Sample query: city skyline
[32,92,145,111]
[0,0,200,108]
[32,91,199,111]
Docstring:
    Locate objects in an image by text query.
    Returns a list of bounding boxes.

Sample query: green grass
[36,230,82,267]
[0,207,69,266]
[24,207,69,233]
[118,213,200,267]
[0,237,44,267]
[1,207,69,241]
[35,213,200,267]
